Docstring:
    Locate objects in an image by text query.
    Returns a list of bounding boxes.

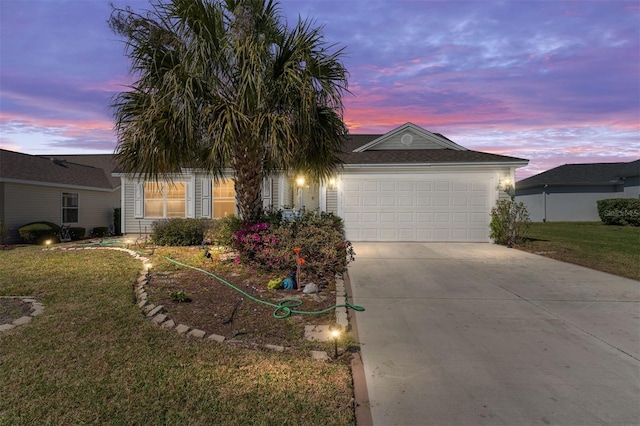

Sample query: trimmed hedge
[151,218,213,246]
[597,198,640,226]
[69,227,86,240]
[18,222,61,244]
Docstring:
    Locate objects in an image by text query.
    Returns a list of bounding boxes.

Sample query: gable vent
[401,133,413,146]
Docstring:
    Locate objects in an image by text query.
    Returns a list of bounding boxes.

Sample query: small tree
[490,190,530,247]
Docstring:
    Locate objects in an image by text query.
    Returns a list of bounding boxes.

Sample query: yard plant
[0,248,354,424]
[522,222,640,280]
[110,0,349,219]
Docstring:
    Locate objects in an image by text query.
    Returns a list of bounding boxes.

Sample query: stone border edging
[0,296,45,332]
[39,245,349,360]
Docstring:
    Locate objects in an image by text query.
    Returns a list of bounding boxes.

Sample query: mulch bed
[144,263,337,348]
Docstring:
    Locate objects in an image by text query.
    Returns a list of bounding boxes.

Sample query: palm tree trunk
[233,154,263,220]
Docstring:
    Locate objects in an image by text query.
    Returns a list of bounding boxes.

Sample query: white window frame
[61,192,79,224]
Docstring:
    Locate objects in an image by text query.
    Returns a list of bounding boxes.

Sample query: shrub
[92,227,109,237]
[69,227,86,240]
[203,215,243,246]
[151,218,212,246]
[490,199,530,247]
[18,222,61,244]
[597,198,640,226]
[231,212,355,278]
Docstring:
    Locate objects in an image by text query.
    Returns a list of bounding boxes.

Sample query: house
[116,123,528,242]
[515,160,640,222]
[0,149,121,243]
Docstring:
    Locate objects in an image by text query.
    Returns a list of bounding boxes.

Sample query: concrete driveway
[347,243,640,426]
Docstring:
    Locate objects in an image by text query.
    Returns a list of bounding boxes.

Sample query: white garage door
[342,174,492,242]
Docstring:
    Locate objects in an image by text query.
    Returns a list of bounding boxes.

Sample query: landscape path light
[331,327,341,358]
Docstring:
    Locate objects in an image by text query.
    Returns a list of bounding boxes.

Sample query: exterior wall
[516,185,628,222]
[622,177,639,198]
[121,173,291,236]
[2,182,119,243]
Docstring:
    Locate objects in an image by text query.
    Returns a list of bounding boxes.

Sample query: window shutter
[262,177,272,209]
[186,181,195,218]
[134,182,144,218]
[201,179,212,218]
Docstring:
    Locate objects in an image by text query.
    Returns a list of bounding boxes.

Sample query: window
[213,179,235,218]
[144,182,186,218]
[62,193,79,223]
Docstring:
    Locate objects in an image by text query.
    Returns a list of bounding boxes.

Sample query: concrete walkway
[348,243,640,426]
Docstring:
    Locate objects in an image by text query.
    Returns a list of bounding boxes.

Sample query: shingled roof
[516,160,640,190]
[342,134,528,166]
[0,149,119,190]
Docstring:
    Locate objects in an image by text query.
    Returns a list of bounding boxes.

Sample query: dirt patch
[0,298,33,324]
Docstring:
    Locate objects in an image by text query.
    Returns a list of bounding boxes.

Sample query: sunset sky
[1,0,638,179]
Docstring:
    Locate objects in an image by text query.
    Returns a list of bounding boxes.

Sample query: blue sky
[1,0,639,179]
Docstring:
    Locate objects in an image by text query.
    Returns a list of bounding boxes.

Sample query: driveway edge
[344,271,373,426]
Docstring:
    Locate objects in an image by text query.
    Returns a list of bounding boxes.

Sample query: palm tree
[109,0,349,219]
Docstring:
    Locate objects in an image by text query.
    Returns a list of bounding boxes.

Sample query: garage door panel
[398,197,414,206]
[416,181,432,191]
[453,182,468,191]
[362,212,378,222]
[471,196,486,206]
[470,212,487,223]
[343,175,492,242]
[417,197,431,206]
[434,196,450,206]
[434,212,450,222]
[398,212,414,223]
[380,212,395,222]
[452,212,468,223]
[380,182,396,191]
[417,212,432,222]
[452,196,468,206]
[362,196,378,206]
[435,181,450,191]
[398,181,414,191]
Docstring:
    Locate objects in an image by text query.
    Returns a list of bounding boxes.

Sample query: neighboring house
[116,123,528,242]
[515,160,640,222]
[0,149,121,243]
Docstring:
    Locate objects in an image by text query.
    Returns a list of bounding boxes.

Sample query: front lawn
[521,222,639,280]
[0,247,354,425]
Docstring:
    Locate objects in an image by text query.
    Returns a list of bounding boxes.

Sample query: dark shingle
[342,134,527,165]
[516,160,640,189]
[0,149,118,190]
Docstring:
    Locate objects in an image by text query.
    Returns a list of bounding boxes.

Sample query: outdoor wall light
[499,176,513,192]
[296,176,305,212]
[328,177,337,189]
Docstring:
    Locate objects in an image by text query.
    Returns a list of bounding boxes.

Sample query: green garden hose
[163,256,364,319]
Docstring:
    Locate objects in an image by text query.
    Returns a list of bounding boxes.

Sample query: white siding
[3,182,119,243]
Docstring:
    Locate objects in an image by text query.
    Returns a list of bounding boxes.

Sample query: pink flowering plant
[230,212,355,279]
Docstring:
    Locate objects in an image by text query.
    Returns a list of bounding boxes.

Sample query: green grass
[522,222,640,280]
[0,247,354,425]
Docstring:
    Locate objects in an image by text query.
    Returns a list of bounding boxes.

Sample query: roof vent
[401,133,413,146]
[50,158,68,167]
